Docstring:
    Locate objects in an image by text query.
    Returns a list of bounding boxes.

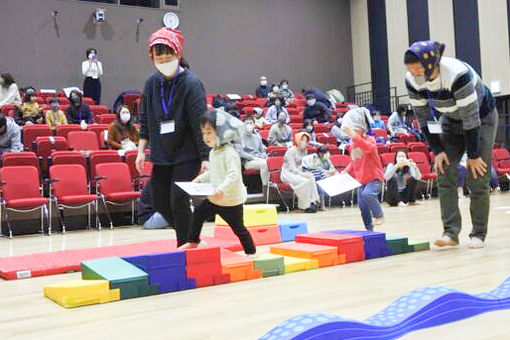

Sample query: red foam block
[295,233,365,263]
[185,247,230,287]
[214,225,281,246]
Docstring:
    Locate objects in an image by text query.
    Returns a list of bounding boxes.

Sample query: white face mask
[299,140,307,149]
[120,111,131,124]
[273,87,280,93]
[155,58,179,77]
[260,80,267,86]
[245,123,254,133]
[396,156,407,163]
[282,84,288,89]
[88,53,96,60]
[307,99,316,106]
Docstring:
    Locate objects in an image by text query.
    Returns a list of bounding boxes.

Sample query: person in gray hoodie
[236,116,269,189]
[0,114,23,154]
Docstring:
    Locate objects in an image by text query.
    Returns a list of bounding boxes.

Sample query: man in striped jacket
[404,40,497,249]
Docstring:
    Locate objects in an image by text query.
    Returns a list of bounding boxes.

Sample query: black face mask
[71,97,81,106]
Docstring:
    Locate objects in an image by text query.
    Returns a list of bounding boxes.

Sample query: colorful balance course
[40,204,431,308]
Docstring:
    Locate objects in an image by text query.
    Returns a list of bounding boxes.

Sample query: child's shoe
[373,217,385,225]
[246,253,258,259]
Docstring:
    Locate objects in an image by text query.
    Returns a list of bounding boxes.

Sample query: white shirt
[82,60,103,79]
[0,83,22,108]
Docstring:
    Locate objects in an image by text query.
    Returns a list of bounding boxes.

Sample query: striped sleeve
[451,71,481,130]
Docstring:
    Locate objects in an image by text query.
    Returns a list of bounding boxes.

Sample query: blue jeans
[357,180,383,229]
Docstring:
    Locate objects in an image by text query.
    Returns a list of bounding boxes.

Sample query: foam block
[278,220,308,242]
[270,242,345,267]
[295,233,365,263]
[220,250,263,282]
[123,251,196,293]
[81,257,157,299]
[254,254,285,277]
[214,225,281,246]
[408,240,430,251]
[386,236,413,255]
[184,247,230,287]
[215,204,277,227]
[323,229,390,259]
[283,256,319,274]
[43,280,120,308]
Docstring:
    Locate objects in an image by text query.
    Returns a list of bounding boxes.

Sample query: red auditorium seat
[95,162,143,227]
[316,133,337,145]
[379,152,396,168]
[22,125,52,151]
[97,114,116,124]
[388,142,409,153]
[67,131,99,151]
[266,156,293,211]
[49,164,100,232]
[89,150,122,179]
[330,154,350,172]
[267,145,287,157]
[55,124,83,138]
[408,142,428,154]
[408,151,437,196]
[1,151,41,178]
[88,124,110,148]
[50,151,87,170]
[0,166,49,238]
[493,148,510,176]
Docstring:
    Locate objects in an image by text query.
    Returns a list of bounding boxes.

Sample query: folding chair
[0,166,49,238]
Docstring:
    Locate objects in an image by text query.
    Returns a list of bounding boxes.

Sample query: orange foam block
[220,250,263,282]
[295,233,365,263]
[214,225,281,246]
[269,242,346,267]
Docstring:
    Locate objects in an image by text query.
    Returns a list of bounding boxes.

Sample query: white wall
[385,0,409,97]
[350,0,371,86]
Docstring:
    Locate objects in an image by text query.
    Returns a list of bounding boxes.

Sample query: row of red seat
[0,161,147,238]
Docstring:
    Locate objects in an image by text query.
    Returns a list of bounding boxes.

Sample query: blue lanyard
[426,91,438,122]
[159,69,180,119]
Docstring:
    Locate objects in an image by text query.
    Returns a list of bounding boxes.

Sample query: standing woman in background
[136,27,209,247]
[82,48,103,104]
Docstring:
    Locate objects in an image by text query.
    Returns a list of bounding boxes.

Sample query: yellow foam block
[44,280,120,308]
[215,204,278,227]
[283,256,319,274]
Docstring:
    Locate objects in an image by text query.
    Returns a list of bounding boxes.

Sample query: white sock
[469,237,484,249]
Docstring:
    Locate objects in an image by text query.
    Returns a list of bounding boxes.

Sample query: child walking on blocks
[179,109,257,257]
[342,107,385,231]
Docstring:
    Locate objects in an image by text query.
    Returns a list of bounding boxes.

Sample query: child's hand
[209,189,224,200]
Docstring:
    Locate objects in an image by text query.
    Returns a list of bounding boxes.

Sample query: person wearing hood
[136,27,209,247]
[65,90,92,129]
[342,107,385,230]
[256,76,270,98]
[281,132,320,213]
[268,112,293,146]
[404,40,497,249]
[304,94,332,123]
[0,114,23,154]
[107,105,140,150]
[236,116,269,191]
[179,109,257,257]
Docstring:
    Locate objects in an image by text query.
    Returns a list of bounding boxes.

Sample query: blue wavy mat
[260,276,510,340]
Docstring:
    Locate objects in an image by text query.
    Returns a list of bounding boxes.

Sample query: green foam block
[254,255,285,277]
[408,240,430,251]
[81,257,157,299]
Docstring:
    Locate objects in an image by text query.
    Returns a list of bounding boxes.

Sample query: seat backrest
[89,105,109,122]
[88,124,110,147]
[0,166,41,200]
[330,154,350,170]
[124,150,138,178]
[96,162,133,194]
[1,152,40,174]
[408,151,431,174]
[22,125,52,151]
[267,145,287,157]
[82,97,95,105]
[55,124,83,138]
[376,144,389,154]
[35,136,69,158]
[372,128,387,139]
[50,164,89,197]
[493,148,510,163]
[389,143,409,153]
[97,114,116,124]
[379,152,396,167]
[67,131,99,151]
[314,124,329,133]
[89,150,122,178]
[51,151,87,169]
[266,156,284,171]
[259,130,269,141]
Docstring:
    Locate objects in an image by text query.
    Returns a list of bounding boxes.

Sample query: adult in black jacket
[66,90,92,126]
[136,28,209,246]
[303,94,332,123]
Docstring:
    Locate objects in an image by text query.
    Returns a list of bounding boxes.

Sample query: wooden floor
[1,194,510,340]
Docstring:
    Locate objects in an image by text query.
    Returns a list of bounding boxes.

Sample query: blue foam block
[260,276,510,340]
[323,229,390,259]
[123,251,195,293]
[278,220,308,242]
